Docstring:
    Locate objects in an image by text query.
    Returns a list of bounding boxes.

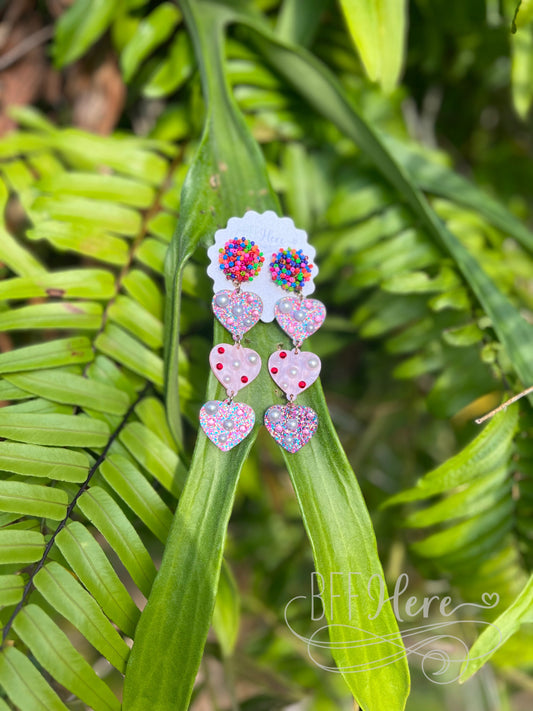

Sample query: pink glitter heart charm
[268,349,321,399]
[274,296,326,344]
[212,290,263,340]
[264,405,318,453]
[200,400,254,451]
[210,344,261,395]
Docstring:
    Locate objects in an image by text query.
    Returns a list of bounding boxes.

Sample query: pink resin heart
[264,404,318,453]
[212,290,263,340]
[274,296,326,345]
[199,400,254,451]
[268,349,321,399]
[209,344,261,396]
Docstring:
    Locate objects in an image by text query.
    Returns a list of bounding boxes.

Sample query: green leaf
[384,406,519,506]
[28,221,130,266]
[76,486,157,597]
[108,295,164,349]
[0,301,103,331]
[460,573,533,681]
[122,269,164,319]
[34,562,130,673]
[511,23,533,118]
[37,172,155,207]
[5,370,131,415]
[512,0,533,30]
[0,228,45,278]
[56,522,140,637]
[212,560,240,657]
[95,324,164,386]
[134,396,176,450]
[118,422,185,496]
[99,454,174,543]
[0,412,110,447]
[143,31,195,98]
[337,0,407,91]
[0,442,89,482]
[0,269,115,301]
[30,195,141,236]
[121,3,182,82]
[0,645,69,711]
[0,481,68,520]
[0,337,93,374]
[0,574,24,606]
[0,529,45,564]
[53,0,121,67]
[13,604,120,711]
[135,237,167,273]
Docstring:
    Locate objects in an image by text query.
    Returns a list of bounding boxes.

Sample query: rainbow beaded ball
[269,248,313,292]
[219,237,264,283]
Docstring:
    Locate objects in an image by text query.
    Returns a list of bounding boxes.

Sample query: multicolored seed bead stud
[264,248,325,453]
[200,238,263,451]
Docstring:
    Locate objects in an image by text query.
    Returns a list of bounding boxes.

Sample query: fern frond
[0,113,198,708]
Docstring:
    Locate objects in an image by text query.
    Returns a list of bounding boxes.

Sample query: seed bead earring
[199,237,264,451]
[264,248,326,453]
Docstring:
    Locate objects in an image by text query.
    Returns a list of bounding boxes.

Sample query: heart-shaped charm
[200,400,254,451]
[212,290,263,340]
[268,349,321,399]
[264,405,318,453]
[209,344,261,395]
[274,296,326,344]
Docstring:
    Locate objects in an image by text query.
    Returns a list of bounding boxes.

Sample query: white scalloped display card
[207,211,318,322]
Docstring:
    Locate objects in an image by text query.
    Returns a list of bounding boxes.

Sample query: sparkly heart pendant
[274,296,326,344]
[264,405,318,453]
[200,400,254,451]
[268,349,321,399]
[210,344,261,395]
[212,290,263,340]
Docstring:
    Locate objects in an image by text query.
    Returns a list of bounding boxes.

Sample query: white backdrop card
[207,211,318,322]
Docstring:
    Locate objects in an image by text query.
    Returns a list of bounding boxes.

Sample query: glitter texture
[274,296,326,344]
[219,237,264,283]
[200,401,254,451]
[268,349,321,399]
[212,289,263,340]
[264,405,318,453]
[269,248,313,291]
[209,343,261,396]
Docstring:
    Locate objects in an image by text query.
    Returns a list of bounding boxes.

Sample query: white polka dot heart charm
[200,237,264,451]
[264,248,324,453]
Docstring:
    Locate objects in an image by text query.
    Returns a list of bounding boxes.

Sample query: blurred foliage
[1,0,533,709]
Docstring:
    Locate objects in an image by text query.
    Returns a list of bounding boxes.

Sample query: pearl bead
[293,309,306,322]
[232,305,243,317]
[267,408,282,422]
[284,435,294,445]
[287,418,299,431]
[278,299,292,314]
[222,418,235,430]
[215,293,229,308]
[243,317,253,327]
[288,366,298,377]
[205,401,219,415]
[223,375,231,384]
[306,322,314,332]
[248,354,258,364]
[219,433,228,444]
[281,381,289,391]
[307,358,319,369]
[232,360,241,368]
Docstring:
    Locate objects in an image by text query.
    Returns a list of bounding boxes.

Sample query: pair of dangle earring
[264,248,326,453]
[199,238,264,451]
